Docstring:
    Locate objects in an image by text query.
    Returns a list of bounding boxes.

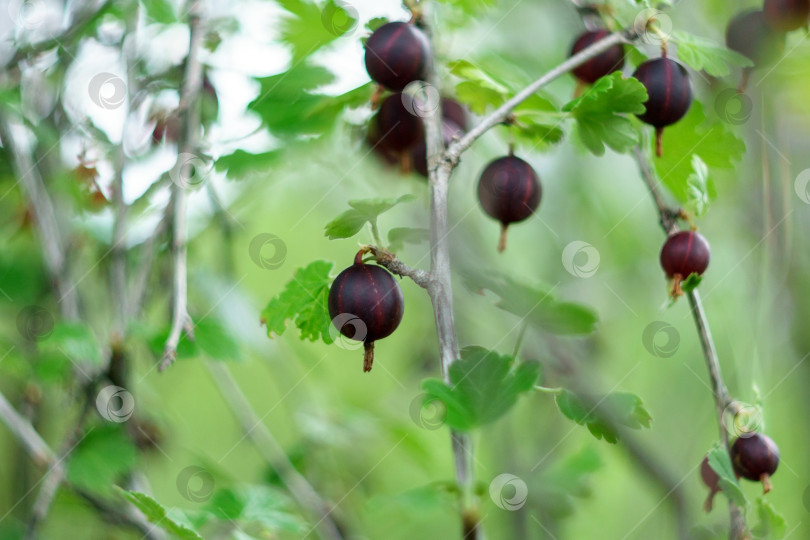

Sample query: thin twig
[631,144,746,538]
[365,246,434,289]
[4,0,114,69]
[420,12,479,539]
[0,117,80,320]
[444,29,638,166]
[0,391,54,467]
[204,362,345,540]
[160,0,205,371]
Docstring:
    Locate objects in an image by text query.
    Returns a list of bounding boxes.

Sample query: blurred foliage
[0,0,807,539]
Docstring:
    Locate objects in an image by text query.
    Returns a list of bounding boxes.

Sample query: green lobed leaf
[68,426,137,495]
[260,261,334,343]
[249,64,371,139]
[681,272,703,294]
[387,227,430,252]
[751,497,787,539]
[707,443,748,508]
[214,150,282,180]
[653,101,745,203]
[672,31,753,77]
[421,346,541,431]
[42,322,102,365]
[463,269,598,335]
[686,154,711,217]
[277,0,356,61]
[195,319,240,361]
[512,94,564,148]
[449,60,510,114]
[324,194,416,240]
[563,72,648,155]
[554,391,652,444]
[117,488,204,540]
[202,485,306,534]
[140,0,176,24]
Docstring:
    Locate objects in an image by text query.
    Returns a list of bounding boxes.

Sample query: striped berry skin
[633,58,692,156]
[364,22,431,91]
[731,433,780,493]
[372,93,424,153]
[477,155,541,252]
[328,252,404,372]
[726,11,786,67]
[764,0,810,31]
[633,58,692,129]
[659,231,710,279]
[569,29,626,84]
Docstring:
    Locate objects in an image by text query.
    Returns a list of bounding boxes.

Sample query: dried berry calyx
[569,29,625,85]
[700,455,721,513]
[364,22,431,91]
[632,57,693,157]
[327,250,405,372]
[476,152,542,253]
[730,433,780,494]
[659,230,710,297]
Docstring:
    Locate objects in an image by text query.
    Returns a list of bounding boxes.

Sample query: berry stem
[497,223,509,253]
[655,127,664,158]
[354,248,368,266]
[760,473,772,494]
[363,341,374,372]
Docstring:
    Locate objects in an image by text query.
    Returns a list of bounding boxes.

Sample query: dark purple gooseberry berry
[726,10,786,91]
[730,433,780,494]
[411,120,463,178]
[440,97,469,131]
[700,455,721,513]
[477,154,541,253]
[372,93,424,154]
[364,22,431,91]
[659,230,710,296]
[569,29,626,84]
[633,58,692,157]
[764,0,810,32]
[328,250,405,372]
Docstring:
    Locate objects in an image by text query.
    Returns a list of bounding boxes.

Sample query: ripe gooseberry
[477,153,541,252]
[364,22,431,91]
[633,57,693,157]
[328,250,405,372]
[730,433,780,494]
[569,29,625,85]
[659,230,710,297]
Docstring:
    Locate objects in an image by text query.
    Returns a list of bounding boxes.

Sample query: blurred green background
[1,0,809,539]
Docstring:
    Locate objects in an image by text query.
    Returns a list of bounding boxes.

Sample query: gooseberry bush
[0,0,806,539]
